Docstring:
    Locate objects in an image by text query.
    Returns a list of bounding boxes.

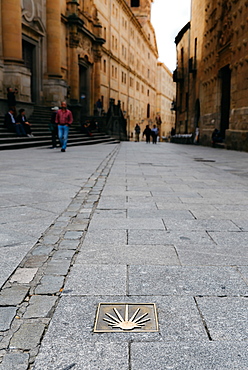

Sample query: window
[131,0,140,6]
[103,60,106,73]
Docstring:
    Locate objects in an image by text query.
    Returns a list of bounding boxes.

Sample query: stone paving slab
[196,297,248,341]
[34,340,129,370]
[0,285,29,306]
[23,295,58,319]
[165,219,241,232]
[128,266,248,296]
[84,229,127,245]
[130,341,248,370]
[63,264,127,295]
[10,321,46,350]
[88,217,165,230]
[1,143,248,369]
[208,231,248,246]
[0,353,29,370]
[76,244,180,265]
[32,295,207,345]
[176,245,248,266]
[0,307,17,331]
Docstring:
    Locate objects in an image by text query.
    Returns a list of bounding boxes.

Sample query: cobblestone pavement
[0,142,248,369]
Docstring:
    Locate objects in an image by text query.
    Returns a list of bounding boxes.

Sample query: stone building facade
[0,0,174,138]
[156,62,176,138]
[174,0,248,151]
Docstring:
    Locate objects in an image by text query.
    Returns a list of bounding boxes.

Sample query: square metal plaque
[94,303,159,333]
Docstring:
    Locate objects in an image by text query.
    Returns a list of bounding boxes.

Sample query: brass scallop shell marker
[94,303,159,333]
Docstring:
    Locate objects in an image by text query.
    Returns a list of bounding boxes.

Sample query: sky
[151,0,191,72]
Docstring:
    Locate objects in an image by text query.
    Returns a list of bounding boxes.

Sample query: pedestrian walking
[49,106,59,148]
[143,124,151,143]
[134,123,141,142]
[55,102,73,152]
[151,124,159,144]
[96,99,102,116]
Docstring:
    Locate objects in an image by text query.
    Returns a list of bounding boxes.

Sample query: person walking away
[151,124,159,144]
[55,102,73,152]
[16,109,33,137]
[49,106,59,148]
[4,108,27,136]
[143,125,151,143]
[134,123,141,142]
[96,99,102,116]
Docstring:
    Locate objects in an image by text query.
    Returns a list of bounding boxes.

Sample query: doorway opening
[22,39,36,102]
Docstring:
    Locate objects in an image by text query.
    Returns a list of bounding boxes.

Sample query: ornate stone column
[1,0,22,63]
[46,0,62,77]
[93,50,102,105]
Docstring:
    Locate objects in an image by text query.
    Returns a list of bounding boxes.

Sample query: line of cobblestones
[0,145,119,370]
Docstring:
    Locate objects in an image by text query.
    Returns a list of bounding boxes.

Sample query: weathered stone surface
[0,307,16,331]
[44,259,71,276]
[196,297,248,341]
[0,285,29,305]
[35,275,64,294]
[10,268,38,284]
[130,341,248,369]
[128,266,248,296]
[34,340,129,370]
[31,245,54,256]
[24,295,57,319]
[63,231,83,240]
[10,322,45,350]
[76,244,180,265]
[63,265,126,295]
[0,353,29,370]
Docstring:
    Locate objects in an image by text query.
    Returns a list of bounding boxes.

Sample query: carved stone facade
[156,62,176,138]
[0,0,174,136]
[174,0,248,151]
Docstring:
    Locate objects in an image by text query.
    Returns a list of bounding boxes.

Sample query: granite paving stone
[9,268,38,284]
[237,266,248,283]
[130,341,248,370]
[58,239,80,250]
[0,353,29,370]
[33,340,129,370]
[0,307,17,331]
[176,245,248,266]
[196,297,248,341]
[30,295,206,344]
[128,266,248,296]
[44,259,71,276]
[84,229,127,245]
[2,143,248,369]
[0,285,29,306]
[63,231,84,240]
[35,275,65,294]
[88,218,165,230]
[31,245,54,256]
[24,295,58,319]
[10,322,46,350]
[63,264,127,295]
[76,244,180,265]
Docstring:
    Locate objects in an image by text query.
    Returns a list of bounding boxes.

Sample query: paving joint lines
[0,145,120,369]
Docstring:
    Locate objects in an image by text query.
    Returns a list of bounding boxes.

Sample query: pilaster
[1,0,23,63]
